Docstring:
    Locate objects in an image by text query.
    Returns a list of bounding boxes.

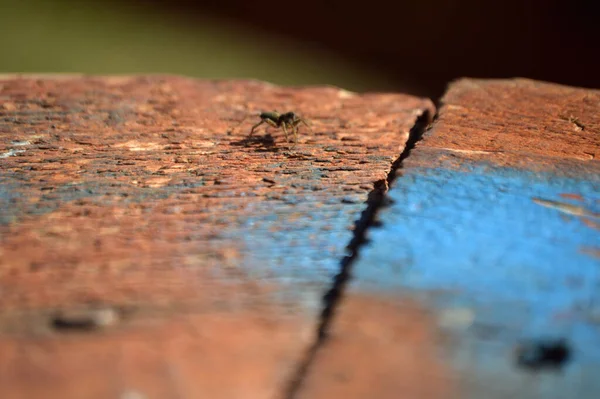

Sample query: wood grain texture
[0,75,433,399]
[299,79,599,399]
[417,78,600,170]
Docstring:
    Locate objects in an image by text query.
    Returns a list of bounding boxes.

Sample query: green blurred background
[1,0,598,97]
[0,0,391,91]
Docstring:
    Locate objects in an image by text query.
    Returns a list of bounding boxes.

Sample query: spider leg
[297,118,313,133]
[294,125,300,145]
[281,122,290,142]
[250,118,278,136]
[249,120,265,136]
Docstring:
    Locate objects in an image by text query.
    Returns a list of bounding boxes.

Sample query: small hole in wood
[515,338,571,371]
[50,308,119,333]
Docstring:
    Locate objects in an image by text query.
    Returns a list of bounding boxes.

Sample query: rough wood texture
[298,79,599,399]
[0,75,433,398]
[297,294,457,399]
[414,78,600,173]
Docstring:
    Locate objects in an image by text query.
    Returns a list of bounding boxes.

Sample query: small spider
[249,111,312,144]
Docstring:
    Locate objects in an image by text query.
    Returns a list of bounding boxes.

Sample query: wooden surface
[0,75,433,399]
[299,78,600,399]
[1,75,599,399]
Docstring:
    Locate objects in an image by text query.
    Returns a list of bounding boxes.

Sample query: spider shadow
[230,133,284,153]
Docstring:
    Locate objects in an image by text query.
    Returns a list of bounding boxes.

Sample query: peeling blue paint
[224,199,361,314]
[0,177,208,225]
[352,165,600,397]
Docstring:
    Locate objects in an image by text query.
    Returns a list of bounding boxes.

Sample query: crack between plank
[281,109,433,399]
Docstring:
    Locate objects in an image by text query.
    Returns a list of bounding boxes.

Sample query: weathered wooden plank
[0,75,433,398]
[299,79,600,398]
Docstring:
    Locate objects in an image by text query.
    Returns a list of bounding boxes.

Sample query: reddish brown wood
[297,79,599,399]
[297,294,458,399]
[414,78,600,172]
[0,75,432,398]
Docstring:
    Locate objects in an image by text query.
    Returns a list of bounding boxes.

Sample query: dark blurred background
[1,0,598,99]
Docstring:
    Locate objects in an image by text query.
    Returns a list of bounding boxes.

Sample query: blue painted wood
[353,162,600,398]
